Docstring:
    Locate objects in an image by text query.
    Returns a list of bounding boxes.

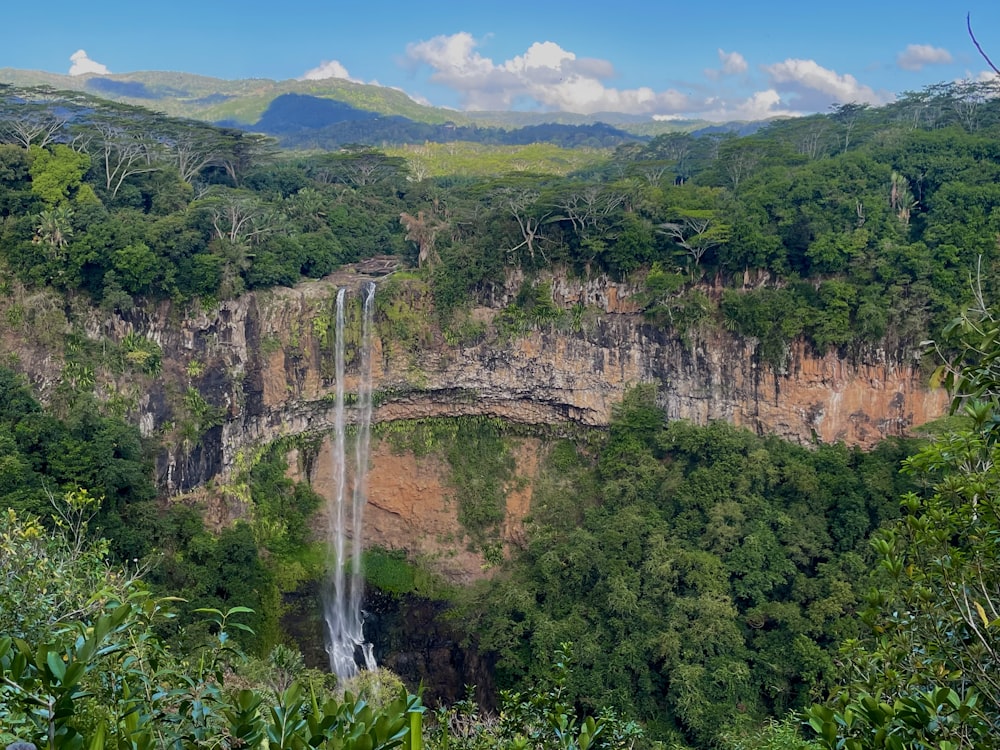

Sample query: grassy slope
[385,141,611,177]
[0,67,710,134]
[1,68,473,125]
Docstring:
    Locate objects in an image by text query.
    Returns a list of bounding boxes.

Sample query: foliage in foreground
[427,645,642,750]
[806,305,1000,749]
[0,502,640,750]
[0,502,420,750]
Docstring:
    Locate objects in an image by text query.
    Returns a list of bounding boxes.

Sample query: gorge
[0,267,948,579]
[4,68,1000,748]
[0,260,960,739]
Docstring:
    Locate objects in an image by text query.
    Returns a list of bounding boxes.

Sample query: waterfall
[323,282,378,680]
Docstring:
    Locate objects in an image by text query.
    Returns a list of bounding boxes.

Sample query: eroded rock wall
[297,436,540,583]
[0,272,949,580]
[2,272,948,495]
[67,273,943,494]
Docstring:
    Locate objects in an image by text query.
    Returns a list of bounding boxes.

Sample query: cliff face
[1,271,948,573]
[43,275,947,492]
[296,435,538,583]
[108,272,944,494]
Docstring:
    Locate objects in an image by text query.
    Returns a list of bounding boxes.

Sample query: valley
[0,67,997,749]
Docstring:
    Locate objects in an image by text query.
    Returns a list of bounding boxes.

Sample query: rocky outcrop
[1,271,949,497]
[118,273,945,494]
[299,435,539,583]
[0,271,948,580]
[43,274,946,492]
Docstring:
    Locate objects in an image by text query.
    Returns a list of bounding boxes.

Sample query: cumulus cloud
[764,58,891,109]
[720,49,748,75]
[68,49,110,76]
[970,69,1000,83]
[300,59,357,82]
[404,32,696,115]
[705,48,748,79]
[897,44,952,71]
[394,34,894,120]
[703,89,803,121]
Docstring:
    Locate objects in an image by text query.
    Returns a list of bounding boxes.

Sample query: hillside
[4,76,1000,747]
[0,67,456,123]
[0,67,715,140]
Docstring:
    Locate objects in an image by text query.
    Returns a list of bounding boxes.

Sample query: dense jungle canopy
[3,79,1000,749]
[3,79,1000,356]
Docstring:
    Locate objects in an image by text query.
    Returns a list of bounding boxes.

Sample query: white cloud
[968,69,999,83]
[701,89,802,121]
[404,32,697,115]
[506,41,575,73]
[897,44,952,71]
[896,44,952,70]
[404,90,434,107]
[393,35,894,121]
[764,58,891,109]
[706,48,748,79]
[721,49,748,75]
[68,49,110,76]
[300,59,356,82]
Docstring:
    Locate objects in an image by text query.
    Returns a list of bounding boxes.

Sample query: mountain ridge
[0,66,727,136]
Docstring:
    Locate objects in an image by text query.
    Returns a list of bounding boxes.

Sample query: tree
[808,304,1000,749]
[112,241,161,295]
[496,186,552,264]
[718,138,764,191]
[0,501,139,646]
[84,111,165,200]
[34,205,74,251]
[659,208,731,268]
[637,132,703,183]
[889,171,917,226]
[28,144,90,206]
[160,120,231,184]
[307,147,406,188]
[400,207,447,268]
[928,288,1000,436]
[830,103,870,153]
[552,183,625,236]
[216,130,278,187]
[200,188,279,246]
[0,102,67,149]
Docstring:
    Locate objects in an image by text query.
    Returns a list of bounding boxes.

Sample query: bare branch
[968,13,1000,76]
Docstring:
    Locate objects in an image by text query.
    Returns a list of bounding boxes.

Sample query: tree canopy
[3,80,1000,358]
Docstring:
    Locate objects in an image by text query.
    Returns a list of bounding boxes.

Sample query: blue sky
[5,1,1000,120]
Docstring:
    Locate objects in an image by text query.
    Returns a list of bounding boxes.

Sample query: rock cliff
[1,270,948,574]
[112,271,945,494]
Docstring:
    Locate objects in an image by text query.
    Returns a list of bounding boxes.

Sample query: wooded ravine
[2,78,1000,749]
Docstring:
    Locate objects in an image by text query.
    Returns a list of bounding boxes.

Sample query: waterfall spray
[323,282,377,680]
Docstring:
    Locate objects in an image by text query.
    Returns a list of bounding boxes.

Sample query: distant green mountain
[0,68,769,152]
[0,68,463,125]
[244,93,643,149]
[5,68,618,129]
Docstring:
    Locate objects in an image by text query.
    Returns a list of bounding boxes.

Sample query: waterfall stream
[323,282,378,680]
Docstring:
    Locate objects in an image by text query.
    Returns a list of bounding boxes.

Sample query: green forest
[3,78,1000,748]
[4,79,1000,349]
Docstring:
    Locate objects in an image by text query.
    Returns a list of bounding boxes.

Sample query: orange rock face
[1,271,944,564]
[0,270,951,579]
[293,434,541,582]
